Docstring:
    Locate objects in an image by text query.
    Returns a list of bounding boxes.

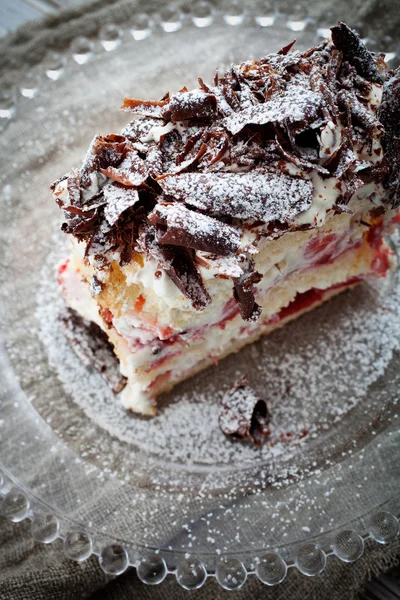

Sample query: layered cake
[52,23,400,415]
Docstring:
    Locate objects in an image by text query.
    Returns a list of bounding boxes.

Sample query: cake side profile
[52,23,400,415]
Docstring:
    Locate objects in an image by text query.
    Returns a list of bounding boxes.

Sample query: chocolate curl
[63,169,81,209]
[278,39,296,56]
[148,203,241,255]
[80,134,128,186]
[121,97,169,118]
[103,183,140,226]
[331,22,383,84]
[337,90,384,138]
[164,90,218,121]
[157,171,313,223]
[378,68,400,205]
[233,258,263,322]
[164,247,212,310]
[100,150,148,187]
[138,226,211,310]
[219,375,270,447]
[59,307,126,394]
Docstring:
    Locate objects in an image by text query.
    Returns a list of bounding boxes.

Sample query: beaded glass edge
[0,469,398,587]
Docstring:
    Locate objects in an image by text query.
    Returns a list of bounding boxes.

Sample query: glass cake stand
[0,5,399,590]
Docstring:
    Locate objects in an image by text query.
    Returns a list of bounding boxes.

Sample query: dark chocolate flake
[378,67,400,205]
[223,79,324,136]
[219,375,270,446]
[165,90,218,121]
[138,226,211,310]
[100,150,148,187]
[103,182,140,226]
[163,246,212,310]
[338,90,384,138]
[121,97,168,118]
[59,307,127,393]
[233,261,263,322]
[158,171,313,224]
[90,275,103,296]
[148,203,241,255]
[80,134,128,186]
[65,169,81,208]
[331,22,382,84]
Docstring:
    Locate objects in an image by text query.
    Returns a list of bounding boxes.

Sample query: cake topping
[223,78,324,136]
[158,171,313,222]
[138,227,211,310]
[164,90,218,121]
[148,202,241,255]
[121,96,169,118]
[100,150,148,187]
[59,307,127,393]
[81,134,128,186]
[331,22,383,85]
[337,90,384,138]
[378,68,400,206]
[103,183,140,226]
[52,24,393,320]
[233,257,263,321]
[218,375,270,446]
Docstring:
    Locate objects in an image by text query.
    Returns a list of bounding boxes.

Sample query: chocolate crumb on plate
[219,375,270,446]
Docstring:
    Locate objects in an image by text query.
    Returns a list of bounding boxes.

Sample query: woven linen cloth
[0,0,400,599]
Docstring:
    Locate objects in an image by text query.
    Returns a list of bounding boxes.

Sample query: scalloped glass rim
[0,6,399,589]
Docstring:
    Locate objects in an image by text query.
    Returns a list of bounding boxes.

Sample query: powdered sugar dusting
[36,232,400,468]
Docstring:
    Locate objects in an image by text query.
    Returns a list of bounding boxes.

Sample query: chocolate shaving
[233,261,263,322]
[90,275,103,296]
[278,40,296,56]
[64,169,82,208]
[146,146,164,178]
[338,90,384,138]
[138,226,211,310]
[324,142,356,179]
[59,307,127,393]
[158,171,313,223]
[164,90,218,121]
[103,182,140,225]
[61,208,99,238]
[163,246,212,310]
[198,129,230,168]
[149,202,241,255]
[331,22,382,84]
[223,79,325,136]
[275,125,330,176]
[378,68,400,205]
[80,134,128,186]
[218,375,270,446]
[100,150,148,187]
[121,97,169,118]
[342,173,365,203]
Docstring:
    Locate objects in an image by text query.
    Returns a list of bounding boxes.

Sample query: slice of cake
[52,23,400,415]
